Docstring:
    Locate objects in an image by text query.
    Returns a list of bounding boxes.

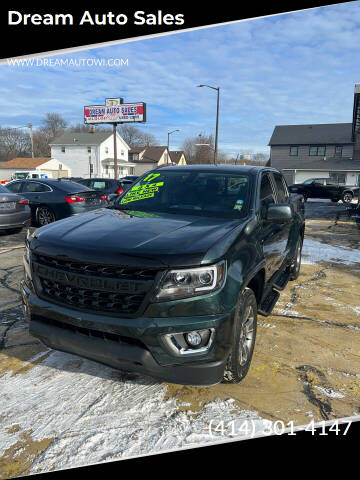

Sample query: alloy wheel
[238,306,255,366]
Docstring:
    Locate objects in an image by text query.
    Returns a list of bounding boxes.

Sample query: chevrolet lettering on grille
[33,262,145,293]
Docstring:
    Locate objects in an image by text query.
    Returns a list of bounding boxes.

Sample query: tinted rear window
[54,181,92,193]
[0,185,10,193]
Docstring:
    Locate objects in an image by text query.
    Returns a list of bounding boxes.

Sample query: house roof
[269,123,353,146]
[133,146,168,163]
[169,150,185,163]
[0,157,51,169]
[279,157,360,171]
[129,147,146,154]
[50,131,113,146]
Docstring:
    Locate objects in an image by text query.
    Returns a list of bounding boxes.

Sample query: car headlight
[154,261,226,301]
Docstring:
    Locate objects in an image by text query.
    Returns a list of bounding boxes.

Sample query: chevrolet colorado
[21,165,305,386]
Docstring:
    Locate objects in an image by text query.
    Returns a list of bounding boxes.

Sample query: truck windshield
[113,170,251,218]
[13,173,29,179]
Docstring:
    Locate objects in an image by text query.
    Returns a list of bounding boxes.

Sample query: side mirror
[265,203,293,223]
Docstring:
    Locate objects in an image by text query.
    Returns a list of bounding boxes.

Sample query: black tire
[36,206,56,226]
[342,191,353,204]
[223,288,257,384]
[289,237,303,281]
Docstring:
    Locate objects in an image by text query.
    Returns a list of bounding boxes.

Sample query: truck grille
[33,254,160,316]
[33,254,158,281]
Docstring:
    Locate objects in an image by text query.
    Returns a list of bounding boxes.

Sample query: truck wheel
[223,288,257,384]
[36,206,56,226]
[342,192,353,204]
[289,238,303,281]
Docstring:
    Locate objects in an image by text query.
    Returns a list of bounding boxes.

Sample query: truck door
[259,172,285,280]
[309,178,326,198]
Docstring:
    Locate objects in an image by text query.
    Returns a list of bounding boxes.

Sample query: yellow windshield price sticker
[120,176,164,204]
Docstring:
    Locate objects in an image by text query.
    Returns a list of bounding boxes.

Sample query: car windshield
[112,170,251,218]
[302,179,314,184]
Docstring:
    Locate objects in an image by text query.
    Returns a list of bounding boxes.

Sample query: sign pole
[113,123,118,179]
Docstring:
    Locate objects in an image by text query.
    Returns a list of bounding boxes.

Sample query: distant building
[269,84,360,186]
[129,145,172,176]
[169,150,187,165]
[50,130,134,178]
[0,157,71,181]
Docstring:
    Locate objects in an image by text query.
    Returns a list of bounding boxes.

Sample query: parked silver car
[0,184,31,232]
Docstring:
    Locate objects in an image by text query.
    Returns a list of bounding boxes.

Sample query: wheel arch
[244,268,265,306]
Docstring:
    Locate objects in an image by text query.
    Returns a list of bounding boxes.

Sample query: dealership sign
[84,102,146,124]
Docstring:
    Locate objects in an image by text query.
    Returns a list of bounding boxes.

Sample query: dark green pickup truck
[21,165,305,386]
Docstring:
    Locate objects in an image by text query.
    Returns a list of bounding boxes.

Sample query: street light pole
[197,84,220,164]
[167,129,180,164]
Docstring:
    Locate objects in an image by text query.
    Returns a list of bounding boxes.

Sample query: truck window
[273,173,288,203]
[260,174,275,217]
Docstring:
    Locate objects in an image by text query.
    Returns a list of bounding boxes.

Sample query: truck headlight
[154,261,226,301]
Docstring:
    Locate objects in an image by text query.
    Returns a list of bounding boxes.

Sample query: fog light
[185,331,202,347]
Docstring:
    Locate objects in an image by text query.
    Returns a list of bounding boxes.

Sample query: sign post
[84,98,146,179]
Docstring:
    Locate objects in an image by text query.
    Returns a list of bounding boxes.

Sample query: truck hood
[31,208,246,267]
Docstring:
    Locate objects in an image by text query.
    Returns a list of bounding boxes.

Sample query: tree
[118,125,158,148]
[0,127,31,162]
[40,113,68,140]
[32,129,51,157]
[182,133,216,164]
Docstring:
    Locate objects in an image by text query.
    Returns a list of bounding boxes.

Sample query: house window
[335,146,343,157]
[87,146,91,153]
[105,147,109,154]
[309,146,326,156]
[289,146,298,156]
[329,172,346,184]
[130,167,135,175]
[61,146,65,153]
[121,150,124,156]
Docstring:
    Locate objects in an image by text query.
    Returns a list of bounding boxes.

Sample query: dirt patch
[0,430,54,479]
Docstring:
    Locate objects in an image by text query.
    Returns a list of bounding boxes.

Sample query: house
[169,150,187,165]
[0,157,71,181]
[129,145,171,176]
[50,130,134,178]
[269,84,360,186]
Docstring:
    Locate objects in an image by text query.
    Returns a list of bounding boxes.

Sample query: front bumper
[21,282,233,386]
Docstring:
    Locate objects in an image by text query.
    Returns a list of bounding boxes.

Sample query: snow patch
[314,386,345,399]
[0,350,264,474]
[302,239,360,265]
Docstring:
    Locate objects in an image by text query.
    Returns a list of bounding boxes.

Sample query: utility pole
[28,123,34,158]
[113,123,118,178]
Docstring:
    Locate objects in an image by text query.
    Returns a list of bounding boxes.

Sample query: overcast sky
[1,2,360,156]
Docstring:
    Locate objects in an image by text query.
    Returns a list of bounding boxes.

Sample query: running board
[272,268,291,291]
[258,289,280,317]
